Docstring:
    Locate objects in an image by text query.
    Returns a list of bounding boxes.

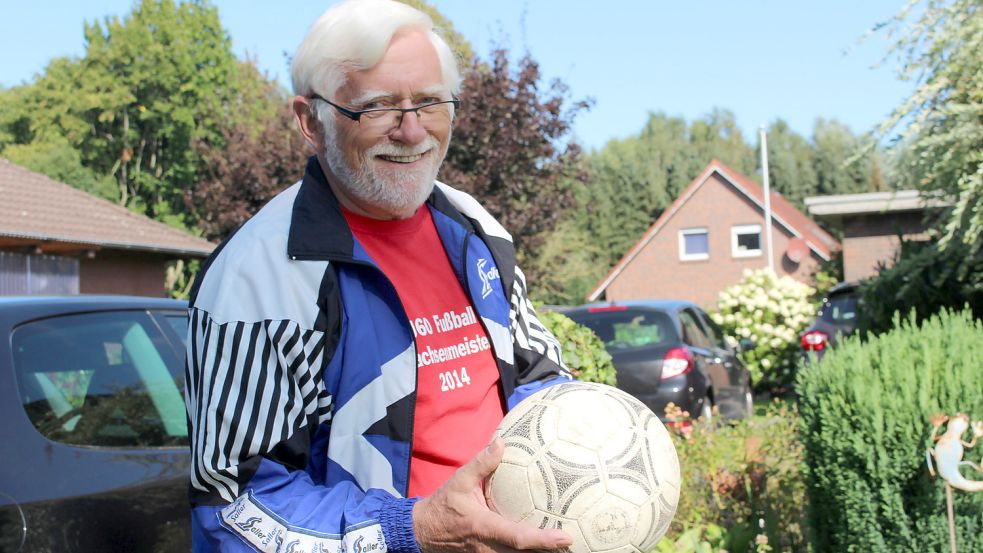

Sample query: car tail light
[587,305,628,313]
[800,330,829,351]
[661,347,693,380]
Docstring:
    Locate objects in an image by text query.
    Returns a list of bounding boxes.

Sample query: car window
[12,310,189,448]
[163,313,189,347]
[566,309,677,352]
[819,293,858,324]
[678,309,711,349]
[697,309,728,349]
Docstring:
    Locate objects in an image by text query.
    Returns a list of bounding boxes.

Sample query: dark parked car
[561,300,754,424]
[0,296,191,552]
[799,282,859,362]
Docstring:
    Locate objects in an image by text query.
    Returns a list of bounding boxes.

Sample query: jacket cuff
[379,496,421,553]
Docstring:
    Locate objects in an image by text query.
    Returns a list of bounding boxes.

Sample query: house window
[679,228,709,261]
[731,225,762,258]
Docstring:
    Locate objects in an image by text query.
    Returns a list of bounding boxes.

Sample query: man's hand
[413,439,573,553]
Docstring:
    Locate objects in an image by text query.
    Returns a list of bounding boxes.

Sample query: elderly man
[185,1,573,551]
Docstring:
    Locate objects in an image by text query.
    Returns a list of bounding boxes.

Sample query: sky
[0,0,914,151]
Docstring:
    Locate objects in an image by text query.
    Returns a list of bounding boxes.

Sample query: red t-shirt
[344,206,505,497]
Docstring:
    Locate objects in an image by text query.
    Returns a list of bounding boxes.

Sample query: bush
[711,269,815,392]
[859,238,983,335]
[659,401,809,552]
[538,310,617,386]
[797,309,983,552]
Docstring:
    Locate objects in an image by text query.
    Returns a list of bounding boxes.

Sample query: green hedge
[538,310,617,386]
[797,309,983,552]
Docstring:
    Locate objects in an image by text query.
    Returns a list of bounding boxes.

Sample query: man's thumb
[456,438,505,488]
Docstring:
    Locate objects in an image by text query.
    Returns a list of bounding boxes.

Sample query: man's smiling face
[321,29,453,220]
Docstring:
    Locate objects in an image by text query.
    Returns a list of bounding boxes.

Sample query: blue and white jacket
[186,158,572,552]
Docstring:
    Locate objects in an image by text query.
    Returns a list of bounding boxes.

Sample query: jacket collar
[287,156,472,262]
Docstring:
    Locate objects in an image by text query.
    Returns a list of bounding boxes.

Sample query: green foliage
[0,0,278,231]
[859,237,983,335]
[812,117,877,196]
[441,48,590,288]
[810,249,843,302]
[165,259,199,300]
[796,308,983,552]
[660,401,809,552]
[2,138,117,201]
[763,119,817,208]
[875,0,983,284]
[537,311,616,386]
[396,0,474,66]
[711,269,816,392]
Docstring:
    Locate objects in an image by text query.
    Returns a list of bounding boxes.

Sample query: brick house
[804,190,949,282]
[0,158,215,296]
[587,160,840,308]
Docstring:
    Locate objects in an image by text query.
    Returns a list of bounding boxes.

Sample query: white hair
[291,0,461,100]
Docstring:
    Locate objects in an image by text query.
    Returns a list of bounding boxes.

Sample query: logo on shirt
[476,258,500,299]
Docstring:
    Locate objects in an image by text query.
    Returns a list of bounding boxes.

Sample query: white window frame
[678,228,709,261]
[731,224,763,258]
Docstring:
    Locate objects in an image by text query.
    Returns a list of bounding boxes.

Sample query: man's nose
[390,108,428,145]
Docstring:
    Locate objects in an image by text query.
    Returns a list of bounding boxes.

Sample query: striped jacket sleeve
[507,265,574,407]
[186,306,417,553]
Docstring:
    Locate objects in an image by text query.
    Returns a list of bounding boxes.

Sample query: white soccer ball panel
[487,462,535,522]
[594,544,642,553]
[491,382,681,553]
[497,402,557,466]
[580,495,640,552]
[557,516,589,553]
[595,426,642,464]
[548,469,607,520]
[605,473,653,506]
[542,440,600,471]
[521,510,590,553]
[631,498,658,551]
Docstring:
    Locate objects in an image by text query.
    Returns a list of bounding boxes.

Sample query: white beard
[322,126,446,219]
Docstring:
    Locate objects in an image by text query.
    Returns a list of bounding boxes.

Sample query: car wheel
[699,395,713,423]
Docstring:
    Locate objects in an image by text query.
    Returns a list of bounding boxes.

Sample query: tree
[688,108,756,178]
[189,100,310,241]
[762,119,817,207]
[397,0,474,66]
[0,0,275,231]
[876,0,983,261]
[812,117,872,196]
[439,49,591,284]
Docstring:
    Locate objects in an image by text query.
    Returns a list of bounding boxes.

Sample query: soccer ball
[486,382,680,553]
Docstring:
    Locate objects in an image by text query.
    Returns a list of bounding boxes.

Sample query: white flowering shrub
[711,268,815,391]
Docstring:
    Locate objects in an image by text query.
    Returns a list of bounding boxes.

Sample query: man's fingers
[477,510,573,551]
[451,439,504,490]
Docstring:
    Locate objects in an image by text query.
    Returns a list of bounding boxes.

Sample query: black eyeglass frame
[309,94,460,123]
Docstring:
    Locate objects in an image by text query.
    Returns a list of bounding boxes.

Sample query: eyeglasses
[310,94,460,133]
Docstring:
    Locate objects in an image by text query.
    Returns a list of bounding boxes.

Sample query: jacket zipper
[341,257,419,498]
[459,231,510,409]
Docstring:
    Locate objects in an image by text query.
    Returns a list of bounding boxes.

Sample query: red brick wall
[80,251,168,297]
[605,173,821,309]
[842,211,929,282]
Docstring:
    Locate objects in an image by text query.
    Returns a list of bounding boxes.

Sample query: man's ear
[293,96,324,148]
